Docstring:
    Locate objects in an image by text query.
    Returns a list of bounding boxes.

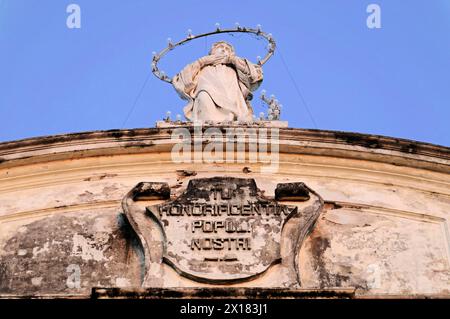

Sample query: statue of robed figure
[172,41,263,122]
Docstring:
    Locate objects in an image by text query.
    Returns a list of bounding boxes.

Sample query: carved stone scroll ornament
[122,177,323,287]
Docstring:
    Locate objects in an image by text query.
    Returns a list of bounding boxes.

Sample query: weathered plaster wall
[0,127,449,297]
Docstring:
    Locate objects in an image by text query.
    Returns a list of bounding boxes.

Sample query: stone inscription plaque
[122,177,323,286]
[146,178,297,282]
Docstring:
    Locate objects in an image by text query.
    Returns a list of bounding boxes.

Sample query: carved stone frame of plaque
[122,177,323,288]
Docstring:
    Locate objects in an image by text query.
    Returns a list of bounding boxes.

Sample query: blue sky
[1,0,449,146]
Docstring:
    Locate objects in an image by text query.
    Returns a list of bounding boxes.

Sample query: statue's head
[209,41,235,56]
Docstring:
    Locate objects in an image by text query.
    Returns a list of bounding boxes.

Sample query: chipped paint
[71,234,109,262]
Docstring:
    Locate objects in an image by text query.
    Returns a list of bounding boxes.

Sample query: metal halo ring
[151,27,276,84]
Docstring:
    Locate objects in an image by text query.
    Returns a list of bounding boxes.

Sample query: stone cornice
[0,127,449,173]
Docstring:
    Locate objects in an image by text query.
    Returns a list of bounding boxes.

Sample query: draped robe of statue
[172,53,263,122]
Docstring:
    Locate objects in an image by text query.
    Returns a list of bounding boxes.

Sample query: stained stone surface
[0,127,449,297]
[0,210,142,296]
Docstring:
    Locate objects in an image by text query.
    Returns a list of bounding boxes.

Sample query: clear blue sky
[1,0,449,146]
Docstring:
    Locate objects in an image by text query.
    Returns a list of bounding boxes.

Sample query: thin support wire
[121,71,152,128]
[277,48,318,129]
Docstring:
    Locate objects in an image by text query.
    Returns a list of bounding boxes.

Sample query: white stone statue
[172,41,263,122]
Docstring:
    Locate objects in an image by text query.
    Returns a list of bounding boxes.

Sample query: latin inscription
[158,189,295,256]
[145,178,301,281]
[158,203,294,216]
